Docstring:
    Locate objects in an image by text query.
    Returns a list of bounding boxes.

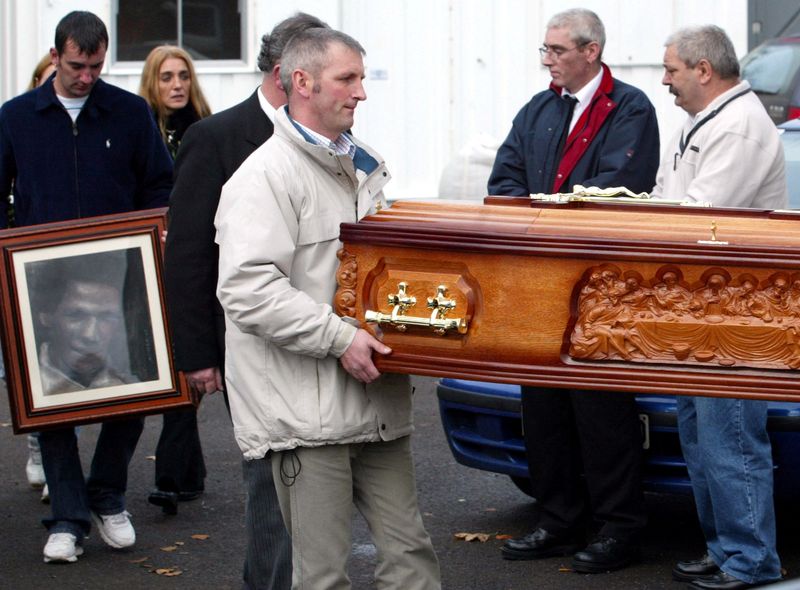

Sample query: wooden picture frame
[0,208,192,433]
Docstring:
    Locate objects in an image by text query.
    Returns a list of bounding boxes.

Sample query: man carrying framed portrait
[0,11,172,564]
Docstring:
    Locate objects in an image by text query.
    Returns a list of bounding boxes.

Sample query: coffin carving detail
[568,264,800,370]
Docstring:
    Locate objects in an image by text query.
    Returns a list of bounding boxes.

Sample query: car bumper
[437,378,800,500]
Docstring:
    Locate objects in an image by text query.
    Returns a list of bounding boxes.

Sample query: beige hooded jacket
[215,107,412,459]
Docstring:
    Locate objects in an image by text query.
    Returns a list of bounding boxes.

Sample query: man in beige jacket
[215,28,440,590]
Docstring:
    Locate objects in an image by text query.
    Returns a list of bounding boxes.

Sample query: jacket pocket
[677,146,699,181]
[296,211,341,246]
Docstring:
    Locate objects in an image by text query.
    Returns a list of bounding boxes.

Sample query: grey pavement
[2,376,800,589]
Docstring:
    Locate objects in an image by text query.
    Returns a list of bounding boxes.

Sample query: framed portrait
[0,208,192,433]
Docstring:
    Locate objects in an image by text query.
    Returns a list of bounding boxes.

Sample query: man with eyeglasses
[651,25,784,590]
[489,8,659,574]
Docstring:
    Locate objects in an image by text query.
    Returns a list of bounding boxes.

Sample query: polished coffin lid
[336,199,800,401]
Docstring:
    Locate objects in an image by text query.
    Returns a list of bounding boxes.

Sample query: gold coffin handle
[365,282,468,336]
[364,309,468,336]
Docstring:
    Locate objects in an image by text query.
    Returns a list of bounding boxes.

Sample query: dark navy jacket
[488,68,660,196]
[0,77,172,227]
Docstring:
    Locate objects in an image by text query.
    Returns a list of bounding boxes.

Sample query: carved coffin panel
[337,200,800,401]
[568,264,800,370]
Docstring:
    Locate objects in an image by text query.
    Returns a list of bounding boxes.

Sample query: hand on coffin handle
[340,328,391,384]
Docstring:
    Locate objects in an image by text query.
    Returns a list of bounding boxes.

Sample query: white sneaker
[91,510,136,549]
[43,533,83,563]
[26,435,46,488]
[41,484,49,504]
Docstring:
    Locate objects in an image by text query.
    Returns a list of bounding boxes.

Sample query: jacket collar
[246,88,274,147]
[34,77,114,119]
[551,63,618,193]
[275,106,383,177]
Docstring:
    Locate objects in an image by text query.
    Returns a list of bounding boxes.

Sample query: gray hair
[257,12,330,73]
[547,8,605,56]
[279,28,365,96]
[665,25,740,79]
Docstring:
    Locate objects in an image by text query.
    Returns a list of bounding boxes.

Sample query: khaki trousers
[272,436,441,590]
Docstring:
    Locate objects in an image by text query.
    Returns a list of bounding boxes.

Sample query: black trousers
[154,407,206,493]
[521,386,646,542]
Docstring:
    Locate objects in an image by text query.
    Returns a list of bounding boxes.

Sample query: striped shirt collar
[292,118,356,158]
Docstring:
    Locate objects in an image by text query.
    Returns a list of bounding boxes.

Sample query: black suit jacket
[164,90,274,371]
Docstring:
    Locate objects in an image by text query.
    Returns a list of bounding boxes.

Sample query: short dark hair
[257,12,330,73]
[27,251,128,314]
[54,11,108,56]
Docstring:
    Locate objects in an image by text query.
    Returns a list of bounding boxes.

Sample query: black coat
[164,90,273,371]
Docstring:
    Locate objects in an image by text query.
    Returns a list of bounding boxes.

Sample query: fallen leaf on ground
[558,566,572,572]
[129,557,149,564]
[154,567,183,577]
[495,534,513,540]
[191,534,210,540]
[484,507,497,512]
[161,545,178,552]
[174,541,185,546]
[453,532,491,542]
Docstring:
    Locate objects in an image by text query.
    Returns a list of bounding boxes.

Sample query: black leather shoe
[148,489,178,515]
[673,553,720,582]
[177,490,203,502]
[688,571,760,589]
[570,536,639,573]
[501,528,582,561]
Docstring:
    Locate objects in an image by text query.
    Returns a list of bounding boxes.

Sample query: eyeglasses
[538,43,587,60]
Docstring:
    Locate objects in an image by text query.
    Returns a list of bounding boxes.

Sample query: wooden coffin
[336,198,800,401]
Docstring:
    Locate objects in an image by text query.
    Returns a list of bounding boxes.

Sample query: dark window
[116,0,242,61]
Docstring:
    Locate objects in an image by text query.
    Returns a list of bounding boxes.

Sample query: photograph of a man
[26,249,151,397]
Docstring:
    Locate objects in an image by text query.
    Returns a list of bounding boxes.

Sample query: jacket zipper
[71,119,81,218]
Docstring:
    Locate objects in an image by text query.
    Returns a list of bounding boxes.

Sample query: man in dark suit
[160,12,330,590]
[489,8,657,574]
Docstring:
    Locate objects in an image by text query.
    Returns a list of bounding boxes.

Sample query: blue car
[437,379,800,502]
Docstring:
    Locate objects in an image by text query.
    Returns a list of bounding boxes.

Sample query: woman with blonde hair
[28,54,56,90]
[139,46,211,515]
[139,45,211,158]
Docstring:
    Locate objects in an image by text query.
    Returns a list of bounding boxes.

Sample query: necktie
[557,95,578,156]
[563,94,578,129]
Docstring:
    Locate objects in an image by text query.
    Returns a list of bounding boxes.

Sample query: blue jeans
[677,396,781,584]
[39,418,144,541]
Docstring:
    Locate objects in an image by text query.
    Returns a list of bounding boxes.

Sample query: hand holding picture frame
[0,208,192,433]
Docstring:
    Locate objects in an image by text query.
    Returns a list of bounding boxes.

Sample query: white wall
[1,1,748,199]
